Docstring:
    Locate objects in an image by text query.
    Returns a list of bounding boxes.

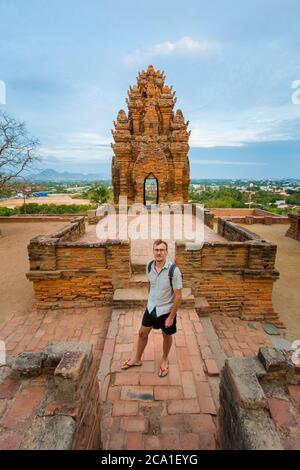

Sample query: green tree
[286,192,300,206]
[87,183,110,204]
[188,186,246,208]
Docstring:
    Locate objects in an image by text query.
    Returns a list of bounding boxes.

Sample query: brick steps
[131,263,147,274]
[127,274,148,288]
[113,287,195,309]
[195,296,211,317]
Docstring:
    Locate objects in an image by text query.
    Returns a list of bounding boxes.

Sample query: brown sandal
[121,358,142,370]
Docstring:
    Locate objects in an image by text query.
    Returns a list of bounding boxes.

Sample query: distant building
[32,192,49,197]
[275,200,288,208]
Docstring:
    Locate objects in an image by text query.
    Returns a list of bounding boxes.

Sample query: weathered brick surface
[0,306,111,358]
[176,219,280,322]
[286,213,300,241]
[218,218,261,241]
[0,341,103,450]
[27,218,131,306]
[0,215,78,223]
[56,246,106,269]
[31,273,113,303]
[267,397,297,430]
[217,348,300,450]
[211,208,289,225]
[212,315,271,358]
[288,385,300,407]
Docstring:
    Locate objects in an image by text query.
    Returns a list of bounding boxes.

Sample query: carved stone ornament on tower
[111,65,191,205]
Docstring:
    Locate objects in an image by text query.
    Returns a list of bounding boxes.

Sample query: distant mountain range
[29,168,110,182]
[26,169,300,184]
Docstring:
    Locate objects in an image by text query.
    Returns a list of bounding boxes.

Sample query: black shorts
[142,307,177,335]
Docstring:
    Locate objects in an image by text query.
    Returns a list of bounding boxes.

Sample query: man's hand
[165,314,175,329]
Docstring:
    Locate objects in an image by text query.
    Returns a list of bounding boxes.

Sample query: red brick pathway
[99,307,218,450]
[211,314,271,358]
[0,306,111,360]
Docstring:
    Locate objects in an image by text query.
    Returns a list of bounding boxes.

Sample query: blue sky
[0,0,300,178]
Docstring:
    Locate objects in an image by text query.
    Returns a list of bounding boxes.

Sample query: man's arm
[165,288,182,328]
[170,288,182,317]
[146,262,150,292]
[165,266,183,328]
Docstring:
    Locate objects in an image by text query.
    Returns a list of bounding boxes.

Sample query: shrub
[87,184,111,204]
[0,206,18,216]
[18,203,95,214]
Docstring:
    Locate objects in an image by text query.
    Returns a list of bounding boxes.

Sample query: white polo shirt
[146,259,183,318]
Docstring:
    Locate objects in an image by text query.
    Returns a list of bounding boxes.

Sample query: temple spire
[111,65,190,205]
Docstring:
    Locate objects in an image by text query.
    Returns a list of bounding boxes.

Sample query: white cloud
[39,131,111,163]
[189,103,300,148]
[123,36,220,66]
[64,132,111,147]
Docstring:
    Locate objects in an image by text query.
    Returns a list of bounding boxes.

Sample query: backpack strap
[147,259,155,274]
[168,262,177,289]
[148,260,181,290]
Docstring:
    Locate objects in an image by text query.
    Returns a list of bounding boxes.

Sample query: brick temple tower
[111,65,190,205]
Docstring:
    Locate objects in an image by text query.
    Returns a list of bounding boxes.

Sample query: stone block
[258,347,287,372]
[54,351,86,380]
[239,409,283,450]
[12,352,44,377]
[225,357,267,409]
[28,415,76,450]
[43,341,92,370]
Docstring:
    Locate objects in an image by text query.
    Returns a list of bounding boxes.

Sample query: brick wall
[0,342,102,450]
[212,208,255,217]
[30,272,113,303]
[46,216,86,241]
[211,208,289,225]
[175,227,279,322]
[27,218,131,308]
[217,347,300,450]
[217,218,261,241]
[204,208,214,229]
[286,213,300,241]
[0,215,80,223]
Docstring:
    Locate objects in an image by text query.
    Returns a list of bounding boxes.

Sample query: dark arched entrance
[144,173,158,206]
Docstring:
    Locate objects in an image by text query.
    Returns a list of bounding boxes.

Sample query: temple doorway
[144,174,158,206]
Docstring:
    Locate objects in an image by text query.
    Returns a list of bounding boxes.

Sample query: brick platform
[98,307,218,450]
[211,315,271,358]
[0,306,111,359]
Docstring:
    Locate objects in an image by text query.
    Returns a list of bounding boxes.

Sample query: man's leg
[160,331,173,371]
[122,325,152,368]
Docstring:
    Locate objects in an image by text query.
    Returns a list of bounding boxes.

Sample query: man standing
[121,239,183,377]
